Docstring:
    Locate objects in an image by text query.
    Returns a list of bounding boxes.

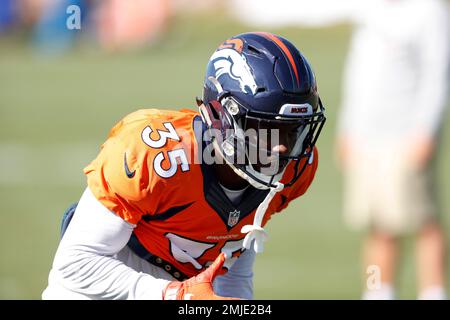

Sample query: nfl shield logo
[227,210,240,227]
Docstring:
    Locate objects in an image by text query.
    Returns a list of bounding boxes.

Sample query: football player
[42,32,326,300]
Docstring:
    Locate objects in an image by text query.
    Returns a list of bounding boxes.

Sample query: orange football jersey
[84,108,319,279]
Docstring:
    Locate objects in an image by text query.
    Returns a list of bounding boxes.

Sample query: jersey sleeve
[84,109,196,225]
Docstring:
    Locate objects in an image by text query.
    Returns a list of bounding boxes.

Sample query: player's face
[244,118,304,175]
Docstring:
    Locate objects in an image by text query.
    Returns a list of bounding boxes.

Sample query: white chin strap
[241,182,284,253]
[211,141,285,253]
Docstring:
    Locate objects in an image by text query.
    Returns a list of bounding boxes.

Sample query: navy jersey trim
[142,202,194,222]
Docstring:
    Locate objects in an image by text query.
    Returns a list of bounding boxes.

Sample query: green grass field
[1,13,449,299]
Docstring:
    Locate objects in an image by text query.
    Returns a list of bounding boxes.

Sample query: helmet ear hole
[256,87,266,94]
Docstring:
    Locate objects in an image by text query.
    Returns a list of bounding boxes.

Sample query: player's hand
[335,135,354,170]
[407,133,435,169]
[162,253,240,300]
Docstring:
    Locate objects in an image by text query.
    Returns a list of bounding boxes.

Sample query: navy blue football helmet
[198,32,326,190]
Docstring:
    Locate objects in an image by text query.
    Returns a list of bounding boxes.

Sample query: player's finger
[202,252,226,282]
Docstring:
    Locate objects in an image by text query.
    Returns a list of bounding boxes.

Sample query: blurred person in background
[31,0,86,55]
[95,0,171,51]
[1,0,224,54]
[0,0,53,33]
[94,0,225,51]
[1,0,172,54]
[231,0,450,299]
[0,0,17,32]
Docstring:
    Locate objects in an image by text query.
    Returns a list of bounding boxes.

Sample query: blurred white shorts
[342,146,437,235]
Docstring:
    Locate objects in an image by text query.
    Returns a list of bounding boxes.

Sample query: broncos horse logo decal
[210,39,258,95]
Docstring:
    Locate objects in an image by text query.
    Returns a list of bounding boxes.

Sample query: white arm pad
[42,187,170,300]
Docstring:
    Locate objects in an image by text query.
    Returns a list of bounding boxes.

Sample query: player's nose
[271,144,289,155]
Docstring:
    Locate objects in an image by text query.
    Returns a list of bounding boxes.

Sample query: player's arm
[409,1,450,168]
[44,187,239,300]
[414,1,450,138]
[44,112,236,300]
[43,115,174,299]
[42,187,171,300]
[213,247,256,300]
